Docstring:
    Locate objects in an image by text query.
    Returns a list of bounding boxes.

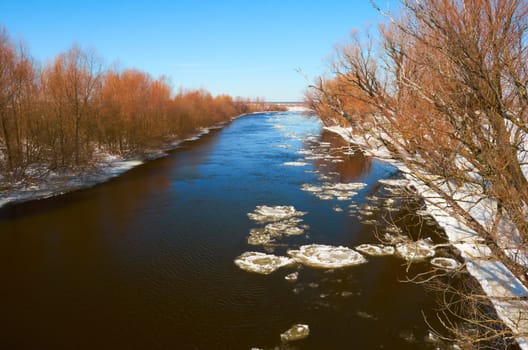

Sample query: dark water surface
[0,112,449,349]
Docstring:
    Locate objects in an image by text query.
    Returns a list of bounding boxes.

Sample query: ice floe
[283,161,309,167]
[355,244,395,256]
[280,324,310,342]
[247,205,306,223]
[430,257,461,270]
[284,271,299,282]
[395,239,436,262]
[247,215,306,246]
[234,252,295,275]
[300,182,365,201]
[288,244,367,268]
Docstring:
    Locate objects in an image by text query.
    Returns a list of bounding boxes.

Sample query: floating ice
[284,271,299,282]
[247,217,306,246]
[264,218,305,236]
[283,161,309,167]
[234,252,295,275]
[395,239,436,262]
[280,324,310,342]
[288,244,367,268]
[324,182,367,191]
[316,194,334,200]
[302,182,364,201]
[355,244,395,256]
[247,229,273,246]
[301,184,323,193]
[430,257,461,270]
[248,205,306,223]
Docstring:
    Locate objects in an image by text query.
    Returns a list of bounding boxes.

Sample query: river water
[0,112,451,349]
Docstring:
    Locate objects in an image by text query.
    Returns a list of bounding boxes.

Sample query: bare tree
[307,0,528,346]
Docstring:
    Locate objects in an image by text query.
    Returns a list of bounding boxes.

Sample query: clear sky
[0,0,394,101]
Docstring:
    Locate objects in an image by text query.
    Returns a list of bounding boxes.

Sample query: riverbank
[325,125,528,349]
[0,112,253,209]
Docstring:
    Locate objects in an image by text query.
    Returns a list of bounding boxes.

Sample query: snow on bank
[325,125,528,349]
[0,158,143,209]
[0,123,220,209]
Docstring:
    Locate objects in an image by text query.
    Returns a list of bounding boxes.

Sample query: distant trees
[0,27,269,182]
[307,0,528,345]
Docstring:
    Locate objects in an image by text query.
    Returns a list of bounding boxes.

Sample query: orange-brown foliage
[0,27,267,178]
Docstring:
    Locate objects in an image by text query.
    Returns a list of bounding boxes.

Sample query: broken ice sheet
[247,218,306,246]
[395,239,436,262]
[288,244,367,268]
[280,324,310,342]
[247,205,306,223]
[355,244,395,256]
[247,229,273,246]
[234,252,295,275]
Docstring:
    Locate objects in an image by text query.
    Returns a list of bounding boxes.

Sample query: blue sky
[0,0,394,101]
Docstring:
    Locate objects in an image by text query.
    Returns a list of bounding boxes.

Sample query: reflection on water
[307,129,372,183]
[0,112,454,349]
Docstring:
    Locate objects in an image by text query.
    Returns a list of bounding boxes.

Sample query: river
[0,112,452,349]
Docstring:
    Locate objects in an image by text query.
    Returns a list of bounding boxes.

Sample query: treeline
[0,27,281,181]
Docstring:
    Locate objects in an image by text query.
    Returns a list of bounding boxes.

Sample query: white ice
[280,324,310,342]
[284,271,299,282]
[283,161,309,167]
[247,205,306,223]
[234,252,295,275]
[395,239,436,262]
[288,244,367,268]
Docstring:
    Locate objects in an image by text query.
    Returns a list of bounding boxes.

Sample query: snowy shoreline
[325,125,528,349]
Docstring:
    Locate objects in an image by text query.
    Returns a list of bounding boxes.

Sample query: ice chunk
[284,271,299,282]
[301,184,323,193]
[247,229,273,246]
[234,252,295,275]
[264,218,305,236]
[395,239,436,262]
[325,182,367,191]
[288,244,367,268]
[280,324,310,342]
[283,161,309,167]
[248,205,306,223]
[430,257,461,270]
[355,244,395,256]
[316,194,334,200]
